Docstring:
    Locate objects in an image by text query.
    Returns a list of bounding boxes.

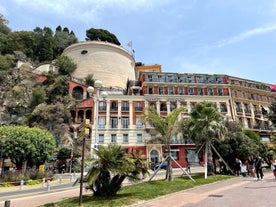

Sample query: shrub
[26,180,41,185]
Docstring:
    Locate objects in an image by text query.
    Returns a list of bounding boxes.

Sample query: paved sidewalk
[0,167,205,207]
[132,171,276,207]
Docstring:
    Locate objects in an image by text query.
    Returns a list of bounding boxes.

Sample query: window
[99,102,106,110]
[168,87,174,94]
[149,87,153,94]
[178,87,183,95]
[111,117,117,128]
[236,102,242,112]
[122,117,129,128]
[135,102,142,111]
[123,134,129,143]
[122,102,129,111]
[159,87,164,94]
[208,88,213,96]
[218,88,223,96]
[111,134,117,143]
[247,118,252,128]
[111,101,118,111]
[136,116,143,128]
[188,87,194,95]
[170,104,176,111]
[220,104,226,112]
[137,134,143,143]
[98,134,104,143]
[171,135,177,144]
[160,103,167,111]
[198,88,203,95]
[98,116,105,128]
[244,103,250,113]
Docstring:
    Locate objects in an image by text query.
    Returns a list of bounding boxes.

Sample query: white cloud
[9,0,171,25]
[211,23,276,48]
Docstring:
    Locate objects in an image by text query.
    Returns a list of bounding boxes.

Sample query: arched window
[150,150,159,164]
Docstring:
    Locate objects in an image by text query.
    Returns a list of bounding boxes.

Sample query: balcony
[254,110,262,116]
[110,107,118,111]
[121,106,129,111]
[110,124,117,129]
[220,108,228,113]
[99,106,106,111]
[135,107,143,111]
[236,108,243,113]
[244,110,251,114]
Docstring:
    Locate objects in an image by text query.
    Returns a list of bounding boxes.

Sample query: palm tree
[85,144,149,197]
[184,102,227,178]
[142,106,185,181]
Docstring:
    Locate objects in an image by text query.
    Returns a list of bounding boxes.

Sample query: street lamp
[87,80,108,158]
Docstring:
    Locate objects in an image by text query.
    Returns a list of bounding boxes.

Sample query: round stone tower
[63,41,135,89]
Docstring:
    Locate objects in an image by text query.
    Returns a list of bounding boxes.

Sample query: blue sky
[1,0,276,84]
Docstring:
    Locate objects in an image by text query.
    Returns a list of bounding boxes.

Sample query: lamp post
[87,80,108,158]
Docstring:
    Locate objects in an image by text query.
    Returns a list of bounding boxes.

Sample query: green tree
[3,31,35,59]
[85,144,149,196]
[53,26,77,57]
[0,14,11,35]
[0,125,55,171]
[184,102,227,177]
[86,28,121,45]
[212,120,258,172]
[142,106,185,181]
[0,54,14,81]
[33,27,55,62]
[84,74,95,86]
[53,55,77,76]
[30,86,46,107]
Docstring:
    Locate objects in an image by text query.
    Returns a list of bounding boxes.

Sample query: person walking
[185,158,191,173]
[248,156,255,178]
[254,156,263,180]
[271,158,276,178]
[234,158,242,176]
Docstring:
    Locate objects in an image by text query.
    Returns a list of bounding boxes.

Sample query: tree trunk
[166,142,173,181]
[207,140,214,175]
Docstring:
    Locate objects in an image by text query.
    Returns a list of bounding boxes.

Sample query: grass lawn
[43,174,234,207]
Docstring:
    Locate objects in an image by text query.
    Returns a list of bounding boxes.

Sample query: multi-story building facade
[47,40,274,168]
[68,69,276,168]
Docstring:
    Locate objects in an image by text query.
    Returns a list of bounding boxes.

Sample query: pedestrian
[271,159,276,178]
[248,156,255,178]
[186,158,191,173]
[234,158,242,176]
[254,156,263,180]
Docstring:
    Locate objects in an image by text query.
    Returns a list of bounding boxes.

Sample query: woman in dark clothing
[254,157,263,180]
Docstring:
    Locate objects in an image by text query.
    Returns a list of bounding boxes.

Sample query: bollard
[4,200,11,207]
[47,180,51,191]
[59,175,62,184]
[20,180,24,190]
[42,178,46,188]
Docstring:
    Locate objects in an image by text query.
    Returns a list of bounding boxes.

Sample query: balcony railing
[99,106,106,111]
[121,106,129,111]
[135,107,143,111]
